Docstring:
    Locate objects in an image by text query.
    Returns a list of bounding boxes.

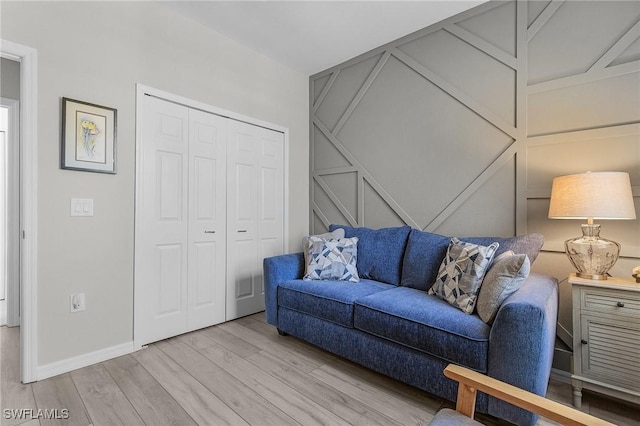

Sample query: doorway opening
[0,98,20,328]
[1,40,38,383]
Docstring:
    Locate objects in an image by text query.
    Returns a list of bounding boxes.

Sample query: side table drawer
[581,287,640,318]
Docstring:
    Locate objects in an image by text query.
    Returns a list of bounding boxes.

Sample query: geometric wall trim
[311,0,527,236]
[310,0,639,250]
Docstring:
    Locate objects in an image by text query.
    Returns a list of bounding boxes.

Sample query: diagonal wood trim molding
[313,119,420,228]
[445,24,518,70]
[424,142,518,232]
[313,174,358,226]
[313,71,339,113]
[391,48,519,139]
[332,51,391,136]
[589,19,640,72]
[527,0,565,42]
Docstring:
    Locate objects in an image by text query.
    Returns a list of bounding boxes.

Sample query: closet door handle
[617,301,625,308]
[581,339,588,345]
[204,230,216,234]
[238,230,248,233]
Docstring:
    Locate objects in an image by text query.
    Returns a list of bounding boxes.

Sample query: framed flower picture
[61,97,117,174]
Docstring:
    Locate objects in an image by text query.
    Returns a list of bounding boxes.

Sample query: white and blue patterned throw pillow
[304,236,360,283]
[428,237,499,314]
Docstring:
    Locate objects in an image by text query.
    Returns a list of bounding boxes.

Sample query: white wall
[0,1,309,367]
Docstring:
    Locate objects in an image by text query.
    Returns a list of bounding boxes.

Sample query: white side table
[569,273,640,408]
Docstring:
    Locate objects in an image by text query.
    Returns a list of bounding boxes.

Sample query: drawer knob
[616,302,625,308]
[581,339,588,345]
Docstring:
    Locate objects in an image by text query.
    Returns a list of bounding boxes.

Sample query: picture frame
[61,97,117,174]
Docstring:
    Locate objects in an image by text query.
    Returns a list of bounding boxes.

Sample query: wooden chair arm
[443,364,615,426]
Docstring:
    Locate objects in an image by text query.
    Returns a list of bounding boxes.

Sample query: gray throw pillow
[477,252,530,324]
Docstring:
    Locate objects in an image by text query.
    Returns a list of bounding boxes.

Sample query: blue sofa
[263,225,558,426]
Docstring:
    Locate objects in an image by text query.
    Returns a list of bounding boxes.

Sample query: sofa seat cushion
[278,279,395,328]
[354,287,491,371]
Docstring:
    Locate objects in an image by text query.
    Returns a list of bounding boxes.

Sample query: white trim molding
[0,39,38,383]
[37,342,135,381]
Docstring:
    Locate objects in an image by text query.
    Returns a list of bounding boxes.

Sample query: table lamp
[548,171,636,280]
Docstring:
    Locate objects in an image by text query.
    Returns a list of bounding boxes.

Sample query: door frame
[134,84,289,349]
[0,39,39,383]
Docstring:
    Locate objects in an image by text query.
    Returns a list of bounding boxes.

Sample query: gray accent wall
[310,0,639,372]
[310,0,638,236]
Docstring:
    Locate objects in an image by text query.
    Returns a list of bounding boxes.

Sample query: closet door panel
[187,109,227,330]
[227,122,284,320]
[258,130,285,296]
[137,96,189,345]
[227,121,259,320]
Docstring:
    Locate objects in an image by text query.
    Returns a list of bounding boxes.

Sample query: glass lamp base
[565,224,620,281]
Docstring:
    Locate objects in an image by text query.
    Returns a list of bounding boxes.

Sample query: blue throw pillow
[400,229,451,291]
[329,224,411,285]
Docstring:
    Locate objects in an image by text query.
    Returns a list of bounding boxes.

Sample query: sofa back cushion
[460,234,544,264]
[329,224,411,285]
[400,230,544,291]
[400,229,451,291]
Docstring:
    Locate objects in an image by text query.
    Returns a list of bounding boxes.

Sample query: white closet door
[136,96,190,345]
[187,109,227,330]
[257,128,285,273]
[136,91,286,342]
[227,121,284,320]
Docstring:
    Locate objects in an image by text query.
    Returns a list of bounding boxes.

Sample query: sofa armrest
[487,273,558,426]
[263,252,305,326]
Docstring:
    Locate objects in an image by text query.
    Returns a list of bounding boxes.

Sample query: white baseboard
[37,341,137,381]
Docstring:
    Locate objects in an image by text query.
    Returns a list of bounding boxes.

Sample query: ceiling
[163,1,487,75]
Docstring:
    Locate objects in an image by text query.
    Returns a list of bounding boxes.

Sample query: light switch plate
[71,198,94,217]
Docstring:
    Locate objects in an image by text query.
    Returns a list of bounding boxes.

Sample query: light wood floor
[2,313,639,426]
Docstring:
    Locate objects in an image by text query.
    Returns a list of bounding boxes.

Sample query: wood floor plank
[243,318,340,364]
[133,345,249,426]
[310,363,435,425]
[175,330,216,351]
[246,349,404,426]
[199,342,351,426]
[197,325,260,358]
[31,374,90,426]
[233,314,261,327]
[102,354,196,426]
[159,341,297,426]
[70,363,143,426]
[328,356,443,411]
[1,327,39,426]
[220,320,333,373]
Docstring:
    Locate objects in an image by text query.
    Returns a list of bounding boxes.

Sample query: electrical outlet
[70,293,86,313]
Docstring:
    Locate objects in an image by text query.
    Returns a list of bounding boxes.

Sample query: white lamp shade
[548,171,636,220]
